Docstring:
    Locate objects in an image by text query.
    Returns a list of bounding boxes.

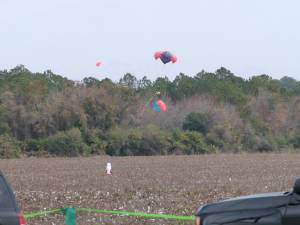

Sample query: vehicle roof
[196,191,291,216]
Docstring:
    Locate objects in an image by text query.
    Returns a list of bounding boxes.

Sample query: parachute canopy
[154,51,177,64]
[152,99,167,112]
[96,61,102,67]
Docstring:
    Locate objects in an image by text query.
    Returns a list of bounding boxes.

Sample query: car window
[0,176,15,209]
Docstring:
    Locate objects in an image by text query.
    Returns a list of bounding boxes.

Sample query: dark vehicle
[195,178,300,225]
[0,171,26,225]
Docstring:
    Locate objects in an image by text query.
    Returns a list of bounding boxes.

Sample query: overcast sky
[1,0,300,81]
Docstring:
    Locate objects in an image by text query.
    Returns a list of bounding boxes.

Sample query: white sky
[1,0,300,81]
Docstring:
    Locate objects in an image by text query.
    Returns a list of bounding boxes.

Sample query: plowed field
[1,154,299,224]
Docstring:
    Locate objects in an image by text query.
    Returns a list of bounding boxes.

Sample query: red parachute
[96,61,102,67]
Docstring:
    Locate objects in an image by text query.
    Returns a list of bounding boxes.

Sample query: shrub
[43,128,90,156]
[82,128,106,155]
[205,124,241,152]
[105,127,128,156]
[139,125,171,155]
[0,134,20,158]
[255,136,278,152]
[206,132,225,149]
[171,129,210,154]
[106,126,172,156]
[291,135,300,149]
[182,112,213,134]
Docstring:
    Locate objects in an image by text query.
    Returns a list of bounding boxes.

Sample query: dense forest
[0,65,299,158]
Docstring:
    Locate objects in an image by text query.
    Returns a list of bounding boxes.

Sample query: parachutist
[155,91,162,99]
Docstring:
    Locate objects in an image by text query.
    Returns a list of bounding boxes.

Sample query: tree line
[0,65,299,158]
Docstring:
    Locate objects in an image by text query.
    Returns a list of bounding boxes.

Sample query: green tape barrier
[25,207,195,225]
[24,208,62,220]
[78,208,194,221]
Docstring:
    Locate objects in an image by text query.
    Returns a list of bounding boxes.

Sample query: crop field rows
[0,154,300,224]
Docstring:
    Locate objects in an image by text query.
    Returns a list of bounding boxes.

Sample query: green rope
[77,208,194,221]
[25,207,195,221]
[24,208,62,220]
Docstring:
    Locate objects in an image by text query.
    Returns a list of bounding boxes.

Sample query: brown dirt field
[1,153,300,225]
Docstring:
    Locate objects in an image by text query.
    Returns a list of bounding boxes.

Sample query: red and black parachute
[154,51,177,64]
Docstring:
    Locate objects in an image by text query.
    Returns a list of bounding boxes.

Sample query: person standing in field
[106,162,112,175]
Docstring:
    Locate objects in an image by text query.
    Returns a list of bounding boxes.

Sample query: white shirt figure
[106,162,112,175]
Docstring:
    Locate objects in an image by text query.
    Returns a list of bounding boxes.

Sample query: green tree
[43,128,90,156]
[171,73,197,99]
[83,77,100,87]
[153,76,172,97]
[0,134,20,158]
[119,73,138,89]
[183,112,213,134]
